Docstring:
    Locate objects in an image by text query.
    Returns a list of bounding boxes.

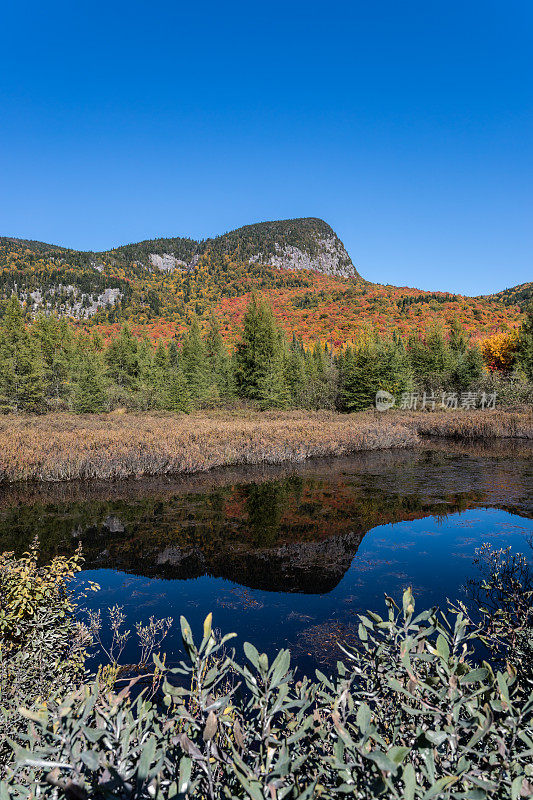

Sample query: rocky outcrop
[249,236,356,278]
[22,284,122,319]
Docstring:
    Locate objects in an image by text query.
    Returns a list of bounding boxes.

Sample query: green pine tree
[181,318,211,402]
[32,313,74,402]
[163,368,190,412]
[518,302,533,381]
[0,297,46,412]
[105,325,140,389]
[235,294,286,400]
[341,336,412,411]
[72,357,107,413]
[205,317,236,401]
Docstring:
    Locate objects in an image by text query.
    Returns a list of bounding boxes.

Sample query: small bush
[0,540,90,770]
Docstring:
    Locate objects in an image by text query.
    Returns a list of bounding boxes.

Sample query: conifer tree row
[0,295,528,414]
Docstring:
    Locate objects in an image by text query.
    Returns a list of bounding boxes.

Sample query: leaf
[153,652,166,671]
[203,612,212,642]
[243,641,260,669]
[388,746,410,765]
[422,776,457,799]
[137,736,156,785]
[0,783,11,800]
[180,616,194,649]
[270,649,290,688]
[233,718,245,750]
[425,730,447,747]
[436,634,450,661]
[356,702,371,733]
[365,750,398,774]
[80,750,100,771]
[460,668,488,684]
[203,711,217,741]
[512,775,522,800]
[178,756,192,794]
[403,762,416,800]
[497,671,510,702]
[403,586,415,617]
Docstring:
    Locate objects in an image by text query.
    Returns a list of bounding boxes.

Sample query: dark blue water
[1,442,531,674]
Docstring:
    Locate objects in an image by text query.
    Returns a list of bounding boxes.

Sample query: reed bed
[406,409,533,440]
[0,409,530,484]
[0,411,417,483]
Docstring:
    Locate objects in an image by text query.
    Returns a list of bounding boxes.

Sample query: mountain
[108,218,359,278]
[0,218,527,344]
[483,282,533,310]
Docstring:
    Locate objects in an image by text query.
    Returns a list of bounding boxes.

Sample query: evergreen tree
[283,346,306,406]
[302,342,339,409]
[181,318,211,402]
[168,340,179,367]
[257,355,290,410]
[205,317,236,400]
[151,340,170,390]
[162,367,190,412]
[32,314,74,402]
[72,356,107,413]
[137,336,154,385]
[0,297,45,412]
[235,295,286,400]
[448,318,468,354]
[105,325,140,389]
[517,302,533,381]
[450,345,485,390]
[408,326,451,389]
[341,336,412,411]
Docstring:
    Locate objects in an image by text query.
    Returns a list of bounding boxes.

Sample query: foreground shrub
[3,580,533,799]
[0,541,90,770]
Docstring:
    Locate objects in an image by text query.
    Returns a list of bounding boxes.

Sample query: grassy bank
[405,408,533,440]
[0,410,417,483]
[0,409,530,483]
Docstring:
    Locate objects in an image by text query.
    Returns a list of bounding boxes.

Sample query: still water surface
[1,441,532,674]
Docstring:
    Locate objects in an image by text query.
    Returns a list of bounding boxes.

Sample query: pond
[1,440,532,675]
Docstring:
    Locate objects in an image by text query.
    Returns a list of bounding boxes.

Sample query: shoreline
[0,409,531,484]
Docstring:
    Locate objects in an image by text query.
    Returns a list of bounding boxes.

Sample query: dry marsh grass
[405,409,533,440]
[0,411,417,483]
[0,409,530,484]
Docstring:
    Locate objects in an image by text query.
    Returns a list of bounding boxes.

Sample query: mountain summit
[106,217,360,279]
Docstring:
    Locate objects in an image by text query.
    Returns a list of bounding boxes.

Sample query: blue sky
[1,0,531,294]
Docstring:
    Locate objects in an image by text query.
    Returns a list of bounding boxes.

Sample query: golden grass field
[0,409,530,483]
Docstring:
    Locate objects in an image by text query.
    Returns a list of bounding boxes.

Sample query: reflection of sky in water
[78,507,533,676]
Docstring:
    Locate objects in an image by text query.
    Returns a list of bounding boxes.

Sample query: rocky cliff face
[249,236,355,278]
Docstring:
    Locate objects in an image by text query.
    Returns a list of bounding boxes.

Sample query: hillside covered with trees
[1,218,530,348]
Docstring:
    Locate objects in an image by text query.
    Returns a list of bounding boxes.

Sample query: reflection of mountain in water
[0,443,531,594]
[124,529,365,593]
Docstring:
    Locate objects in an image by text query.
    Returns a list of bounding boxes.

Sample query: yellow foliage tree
[480,331,519,372]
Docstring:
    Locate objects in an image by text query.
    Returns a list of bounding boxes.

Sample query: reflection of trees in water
[0,446,530,592]
[245,476,304,547]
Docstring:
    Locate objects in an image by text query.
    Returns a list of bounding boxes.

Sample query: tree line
[0,294,531,414]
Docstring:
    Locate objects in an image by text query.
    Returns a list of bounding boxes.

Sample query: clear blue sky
[1,0,531,294]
